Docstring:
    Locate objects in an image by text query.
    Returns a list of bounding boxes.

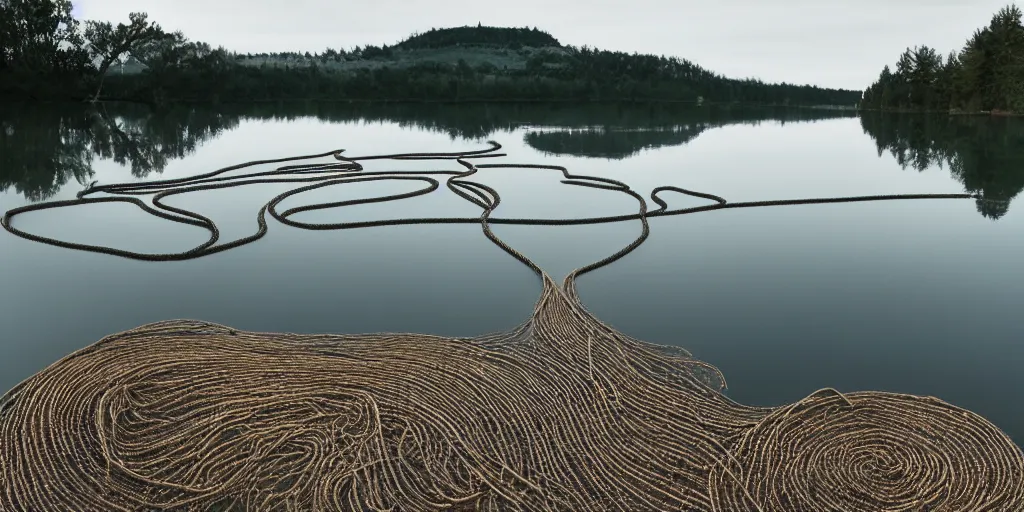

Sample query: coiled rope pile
[1,142,1021,511]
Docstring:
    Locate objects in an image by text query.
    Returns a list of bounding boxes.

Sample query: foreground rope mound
[708,390,1024,511]
[1,142,1022,511]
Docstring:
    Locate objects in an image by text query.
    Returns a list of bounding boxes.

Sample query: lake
[2,102,1022,445]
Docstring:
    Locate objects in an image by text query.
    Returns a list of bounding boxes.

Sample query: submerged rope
[1,142,1021,511]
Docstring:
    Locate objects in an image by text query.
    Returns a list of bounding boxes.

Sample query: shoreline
[0,96,860,112]
[859,107,1023,117]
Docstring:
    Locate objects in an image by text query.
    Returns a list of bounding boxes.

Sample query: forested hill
[0,4,861,106]
[226,25,861,106]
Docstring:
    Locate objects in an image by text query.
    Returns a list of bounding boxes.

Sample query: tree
[0,0,89,88]
[134,30,191,70]
[988,4,1024,111]
[84,12,161,101]
[909,45,941,108]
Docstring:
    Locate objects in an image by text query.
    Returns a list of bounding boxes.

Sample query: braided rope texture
[1,142,1021,511]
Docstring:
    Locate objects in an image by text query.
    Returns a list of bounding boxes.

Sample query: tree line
[0,0,861,106]
[861,4,1024,113]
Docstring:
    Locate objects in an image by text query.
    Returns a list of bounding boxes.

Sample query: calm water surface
[2,103,1022,443]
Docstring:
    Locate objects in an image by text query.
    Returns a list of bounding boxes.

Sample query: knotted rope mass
[1,142,1021,511]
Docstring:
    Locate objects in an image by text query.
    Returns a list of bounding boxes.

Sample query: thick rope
[1,142,1020,511]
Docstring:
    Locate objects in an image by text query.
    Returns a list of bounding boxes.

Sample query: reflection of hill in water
[524,126,711,159]
[1,102,856,203]
[232,102,858,140]
[519,106,860,159]
[860,112,1024,219]
[3,103,1017,218]
[7,102,1018,220]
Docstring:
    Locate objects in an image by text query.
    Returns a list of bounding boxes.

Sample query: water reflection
[239,102,858,140]
[524,126,711,159]
[0,106,94,201]
[89,105,239,178]
[859,112,1024,219]
[523,106,861,159]
[0,102,855,202]
[3,103,1022,220]
[0,103,238,201]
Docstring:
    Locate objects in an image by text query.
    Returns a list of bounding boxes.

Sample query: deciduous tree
[84,12,161,101]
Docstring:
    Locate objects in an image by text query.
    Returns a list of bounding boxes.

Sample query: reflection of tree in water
[0,106,95,202]
[0,104,239,202]
[860,112,1024,219]
[89,104,239,178]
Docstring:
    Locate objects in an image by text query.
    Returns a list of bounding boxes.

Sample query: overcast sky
[75,0,1012,90]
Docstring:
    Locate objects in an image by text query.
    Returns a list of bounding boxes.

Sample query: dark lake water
[2,102,1023,444]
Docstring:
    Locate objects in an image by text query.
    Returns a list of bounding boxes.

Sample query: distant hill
[396,26,561,50]
[235,25,567,73]
[89,24,862,106]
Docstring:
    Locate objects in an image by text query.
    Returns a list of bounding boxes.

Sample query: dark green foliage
[0,0,93,99]
[83,12,162,100]
[860,112,1024,218]
[863,4,1024,112]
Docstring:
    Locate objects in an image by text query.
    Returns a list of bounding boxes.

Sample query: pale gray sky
[76,0,1013,90]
